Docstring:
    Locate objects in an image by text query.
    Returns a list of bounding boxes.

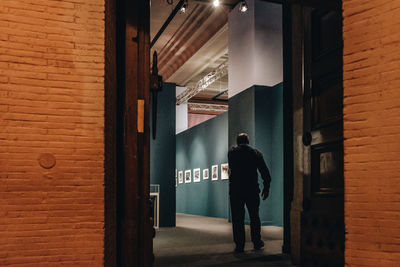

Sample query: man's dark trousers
[230,190,261,249]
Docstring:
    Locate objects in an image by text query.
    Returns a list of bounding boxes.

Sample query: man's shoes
[253,240,264,250]
[234,246,244,253]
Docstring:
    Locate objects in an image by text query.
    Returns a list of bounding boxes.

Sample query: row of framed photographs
[176,163,229,184]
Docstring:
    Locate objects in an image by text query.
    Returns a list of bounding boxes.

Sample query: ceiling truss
[188,102,228,113]
[176,61,228,105]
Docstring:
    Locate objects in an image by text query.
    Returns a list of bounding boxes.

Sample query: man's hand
[261,190,269,200]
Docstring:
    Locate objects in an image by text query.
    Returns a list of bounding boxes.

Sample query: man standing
[228,133,271,253]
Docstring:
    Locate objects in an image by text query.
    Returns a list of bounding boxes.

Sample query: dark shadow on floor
[155,251,293,267]
[154,214,295,267]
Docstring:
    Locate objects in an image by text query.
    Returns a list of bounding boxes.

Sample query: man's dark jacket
[228,144,271,195]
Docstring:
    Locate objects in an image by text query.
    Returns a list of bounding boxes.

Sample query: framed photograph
[211,165,218,181]
[193,168,201,183]
[203,168,209,180]
[178,171,183,184]
[184,170,191,183]
[221,163,229,180]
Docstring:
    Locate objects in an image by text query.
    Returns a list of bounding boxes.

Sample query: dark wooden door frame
[288,0,344,265]
[282,1,294,255]
[105,0,152,266]
[104,0,117,264]
[264,0,342,261]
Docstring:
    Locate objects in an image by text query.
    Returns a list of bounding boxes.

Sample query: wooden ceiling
[150,0,236,103]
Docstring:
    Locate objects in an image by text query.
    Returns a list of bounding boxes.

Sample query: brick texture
[343,0,400,265]
[0,0,105,266]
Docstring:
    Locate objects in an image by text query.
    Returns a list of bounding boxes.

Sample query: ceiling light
[238,0,248,12]
[180,0,188,13]
[213,0,220,7]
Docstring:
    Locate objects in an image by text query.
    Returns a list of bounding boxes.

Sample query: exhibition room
[149,0,287,265]
[3,0,399,265]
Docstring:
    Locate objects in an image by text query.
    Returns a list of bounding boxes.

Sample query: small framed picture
[211,165,218,181]
[193,168,201,183]
[178,171,183,184]
[221,163,229,180]
[184,170,191,183]
[203,168,209,180]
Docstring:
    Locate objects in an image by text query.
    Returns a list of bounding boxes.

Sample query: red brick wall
[0,0,105,265]
[343,0,400,265]
[188,113,216,129]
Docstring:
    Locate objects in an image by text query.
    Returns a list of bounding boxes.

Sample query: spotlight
[180,0,188,13]
[180,4,187,12]
[238,0,248,12]
[213,0,220,7]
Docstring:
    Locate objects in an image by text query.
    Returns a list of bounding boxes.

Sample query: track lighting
[213,0,220,7]
[238,0,248,12]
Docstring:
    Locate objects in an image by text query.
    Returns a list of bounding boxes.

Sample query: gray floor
[154,213,295,267]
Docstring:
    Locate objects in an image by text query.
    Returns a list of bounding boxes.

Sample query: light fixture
[213,0,220,7]
[180,0,188,13]
[238,0,248,12]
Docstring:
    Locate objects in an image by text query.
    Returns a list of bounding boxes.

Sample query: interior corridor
[154,214,295,266]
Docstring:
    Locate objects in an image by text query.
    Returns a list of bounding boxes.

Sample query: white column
[176,86,188,134]
[228,0,282,98]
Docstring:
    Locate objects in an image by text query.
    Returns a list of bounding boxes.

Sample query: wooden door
[113,0,152,266]
[300,1,344,266]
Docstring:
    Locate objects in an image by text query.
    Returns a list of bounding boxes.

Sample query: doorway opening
[149,0,292,266]
[103,0,344,266]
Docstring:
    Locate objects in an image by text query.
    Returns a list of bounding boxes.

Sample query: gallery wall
[150,82,176,227]
[176,112,230,218]
[255,84,283,226]
[229,84,283,226]
[176,83,283,226]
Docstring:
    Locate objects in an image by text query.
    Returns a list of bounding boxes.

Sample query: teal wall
[176,112,229,218]
[229,84,283,226]
[176,83,283,226]
[150,82,176,227]
[256,84,284,226]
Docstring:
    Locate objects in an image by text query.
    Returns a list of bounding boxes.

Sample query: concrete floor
[154,213,295,267]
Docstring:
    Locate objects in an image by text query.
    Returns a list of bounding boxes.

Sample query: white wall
[228,0,255,98]
[228,0,282,98]
[176,86,188,134]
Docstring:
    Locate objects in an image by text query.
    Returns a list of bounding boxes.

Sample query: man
[228,133,271,253]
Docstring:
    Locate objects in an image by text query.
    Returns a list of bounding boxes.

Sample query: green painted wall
[176,112,229,218]
[150,82,176,227]
[229,84,283,226]
[255,84,284,226]
[176,83,283,226]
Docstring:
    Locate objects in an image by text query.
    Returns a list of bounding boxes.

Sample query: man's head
[236,133,249,145]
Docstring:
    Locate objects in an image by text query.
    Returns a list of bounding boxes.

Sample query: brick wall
[343,0,400,265]
[0,0,105,265]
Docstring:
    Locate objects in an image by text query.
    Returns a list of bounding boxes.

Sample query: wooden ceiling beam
[158,6,228,80]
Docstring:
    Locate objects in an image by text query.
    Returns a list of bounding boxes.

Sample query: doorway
[103,0,344,266]
[152,0,289,266]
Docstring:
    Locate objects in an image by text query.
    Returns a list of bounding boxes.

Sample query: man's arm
[255,150,271,200]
